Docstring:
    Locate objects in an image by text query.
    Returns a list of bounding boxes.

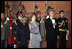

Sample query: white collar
[23,23,25,25]
[46,15,49,19]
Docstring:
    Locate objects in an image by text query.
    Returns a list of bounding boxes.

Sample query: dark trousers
[1,40,8,48]
[1,40,5,48]
[7,44,14,48]
[59,31,66,48]
[17,43,28,48]
[40,37,43,48]
[47,35,57,48]
[17,41,28,48]
[40,41,42,48]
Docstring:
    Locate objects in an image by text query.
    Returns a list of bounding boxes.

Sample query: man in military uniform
[57,10,69,48]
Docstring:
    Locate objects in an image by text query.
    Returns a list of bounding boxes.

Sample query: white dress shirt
[50,17,55,28]
[46,15,49,19]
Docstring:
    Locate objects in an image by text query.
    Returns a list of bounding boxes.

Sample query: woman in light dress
[29,15,42,48]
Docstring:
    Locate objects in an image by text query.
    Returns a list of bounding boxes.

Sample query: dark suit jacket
[13,20,30,47]
[45,18,58,40]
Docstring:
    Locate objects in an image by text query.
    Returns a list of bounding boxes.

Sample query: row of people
[1,9,69,48]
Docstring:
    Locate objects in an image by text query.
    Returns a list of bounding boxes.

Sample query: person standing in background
[57,10,69,48]
[1,13,7,48]
[40,16,45,48]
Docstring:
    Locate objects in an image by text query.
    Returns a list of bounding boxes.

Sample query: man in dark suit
[45,9,58,48]
[1,13,8,48]
[13,17,30,48]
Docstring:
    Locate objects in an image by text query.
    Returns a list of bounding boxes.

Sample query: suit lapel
[49,18,53,27]
[49,18,56,29]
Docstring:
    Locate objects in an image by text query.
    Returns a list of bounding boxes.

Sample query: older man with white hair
[13,17,30,48]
